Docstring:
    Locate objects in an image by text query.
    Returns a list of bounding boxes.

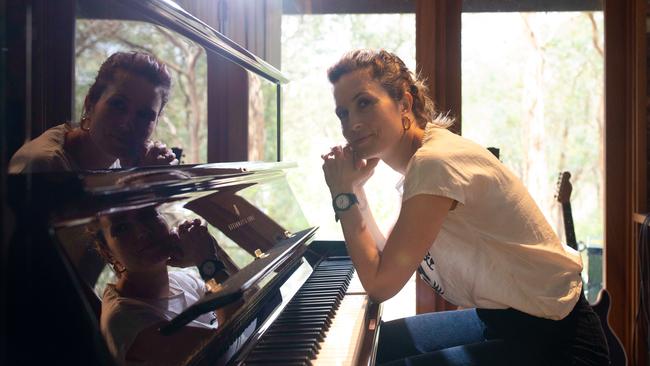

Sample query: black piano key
[288,298,338,305]
[265,330,325,342]
[305,277,349,283]
[243,260,358,365]
[273,319,330,326]
[291,294,341,301]
[260,334,321,344]
[275,314,331,322]
[271,322,330,332]
[280,309,334,317]
[249,346,316,358]
[306,273,350,278]
[275,316,331,325]
[287,303,334,309]
[245,353,312,364]
[259,339,321,349]
[300,283,347,289]
[244,362,307,366]
[297,289,346,297]
[272,321,331,331]
[258,339,319,348]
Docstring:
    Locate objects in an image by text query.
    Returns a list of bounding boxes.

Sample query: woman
[321,49,609,365]
[92,208,234,365]
[9,51,178,173]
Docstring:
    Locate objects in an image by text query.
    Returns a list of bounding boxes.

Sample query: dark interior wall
[4,0,75,159]
[31,0,76,133]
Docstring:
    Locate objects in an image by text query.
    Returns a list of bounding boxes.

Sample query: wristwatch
[332,193,359,221]
[198,258,226,281]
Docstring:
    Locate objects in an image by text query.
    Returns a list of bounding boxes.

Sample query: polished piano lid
[7,162,315,365]
[77,0,289,84]
[160,226,318,335]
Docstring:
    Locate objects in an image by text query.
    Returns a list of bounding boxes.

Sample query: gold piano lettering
[227,215,255,231]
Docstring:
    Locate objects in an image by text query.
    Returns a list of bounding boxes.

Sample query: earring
[80,115,91,132]
[107,255,126,276]
[112,261,127,275]
[402,116,412,131]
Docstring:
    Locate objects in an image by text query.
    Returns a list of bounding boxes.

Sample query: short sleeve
[402,154,468,204]
[101,292,165,363]
[169,270,206,297]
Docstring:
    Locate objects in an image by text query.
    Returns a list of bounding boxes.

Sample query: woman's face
[333,69,405,160]
[87,70,165,161]
[100,209,178,273]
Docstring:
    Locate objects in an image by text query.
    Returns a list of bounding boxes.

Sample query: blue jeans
[377,294,610,366]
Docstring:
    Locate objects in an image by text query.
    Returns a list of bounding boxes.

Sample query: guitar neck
[562,203,578,250]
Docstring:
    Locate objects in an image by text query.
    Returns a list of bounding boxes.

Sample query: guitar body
[590,289,627,366]
[555,172,627,365]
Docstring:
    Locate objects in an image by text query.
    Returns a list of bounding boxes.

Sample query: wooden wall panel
[176,0,280,163]
[32,0,76,134]
[604,0,646,362]
[414,0,461,314]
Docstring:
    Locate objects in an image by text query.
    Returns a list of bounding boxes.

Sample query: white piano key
[312,294,369,365]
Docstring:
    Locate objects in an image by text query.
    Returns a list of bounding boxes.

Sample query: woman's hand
[321,145,379,196]
[119,140,179,168]
[140,140,179,166]
[168,219,218,268]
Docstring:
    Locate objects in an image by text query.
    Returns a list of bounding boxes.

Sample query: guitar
[555,171,627,365]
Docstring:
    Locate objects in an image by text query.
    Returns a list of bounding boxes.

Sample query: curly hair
[82,51,172,118]
[86,221,125,277]
[327,49,453,129]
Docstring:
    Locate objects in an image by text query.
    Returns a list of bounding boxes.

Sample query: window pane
[281,14,415,240]
[281,14,417,321]
[461,12,604,302]
[75,19,208,164]
[248,73,278,161]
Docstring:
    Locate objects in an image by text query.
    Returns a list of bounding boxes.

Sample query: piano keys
[7,163,381,365]
[5,0,382,364]
[240,258,380,366]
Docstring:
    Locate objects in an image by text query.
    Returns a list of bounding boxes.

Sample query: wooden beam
[414,0,461,314]
[282,0,601,15]
[604,0,646,362]
[32,0,76,134]
[283,0,414,15]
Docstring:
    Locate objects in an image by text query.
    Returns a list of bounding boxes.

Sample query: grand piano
[4,0,381,365]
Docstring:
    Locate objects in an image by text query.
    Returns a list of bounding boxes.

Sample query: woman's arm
[337,193,452,303]
[354,187,387,251]
[125,323,212,365]
[322,145,452,302]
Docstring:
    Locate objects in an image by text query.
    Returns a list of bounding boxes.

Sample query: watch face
[202,261,217,276]
[334,194,350,210]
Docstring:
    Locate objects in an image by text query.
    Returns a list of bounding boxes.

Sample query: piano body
[4,0,381,365]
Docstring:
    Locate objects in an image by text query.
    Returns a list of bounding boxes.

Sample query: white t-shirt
[402,124,583,320]
[8,123,120,173]
[101,271,217,364]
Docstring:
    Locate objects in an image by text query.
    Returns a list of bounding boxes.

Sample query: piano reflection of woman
[321,49,609,365]
[90,208,231,365]
[9,51,178,173]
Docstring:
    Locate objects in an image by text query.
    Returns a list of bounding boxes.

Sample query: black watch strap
[332,193,359,221]
[199,258,226,281]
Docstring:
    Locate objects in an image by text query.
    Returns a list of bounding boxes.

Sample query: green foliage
[75,19,208,163]
[281,14,414,239]
[462,12,604,243]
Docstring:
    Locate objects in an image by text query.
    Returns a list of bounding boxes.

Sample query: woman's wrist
[330,184,359,198]
[194,236,218,265]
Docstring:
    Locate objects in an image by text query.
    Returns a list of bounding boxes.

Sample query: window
[281,12,416,320]
[75,19,208,164]
[462,10,604,301]
[281,14,414,240]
